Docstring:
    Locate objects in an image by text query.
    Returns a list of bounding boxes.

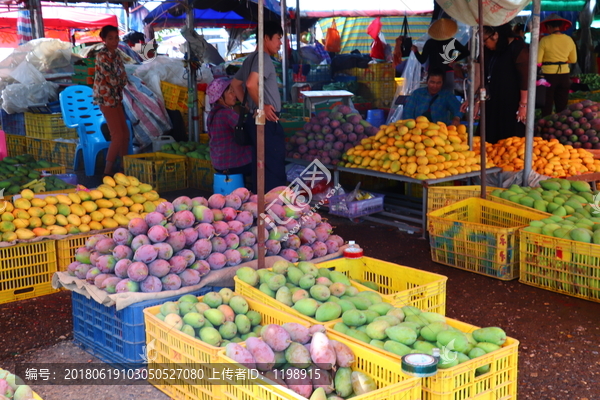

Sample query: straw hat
[541,13,572,34]
[428,18,458,41]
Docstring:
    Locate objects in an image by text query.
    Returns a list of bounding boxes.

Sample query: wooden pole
[256,0,266,270]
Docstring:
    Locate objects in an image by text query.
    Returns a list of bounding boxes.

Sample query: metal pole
[186,7,199,142]
[257,0,266,270]
[296,0,301,60]
[478,0,487,199]
[468,26,476,150]
[524,0,541,186]
[30,0,44,39]
[281,0,288,102]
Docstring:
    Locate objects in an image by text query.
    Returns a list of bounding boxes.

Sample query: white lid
[348,240,355,245]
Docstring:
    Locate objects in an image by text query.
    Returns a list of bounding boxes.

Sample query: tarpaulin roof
[144,2,255,29]
[0,3,118,28]
[524,0,587,12]
[297,0,434,18]
[318,15,433,54]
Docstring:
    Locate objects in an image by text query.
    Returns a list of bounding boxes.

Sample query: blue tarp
[144,0,282,28]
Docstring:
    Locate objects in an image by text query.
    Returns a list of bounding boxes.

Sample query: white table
[301,90,354,117]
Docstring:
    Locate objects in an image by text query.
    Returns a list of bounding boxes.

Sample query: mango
[570,228,592,243]
[438,352,460,369]
[131,194,146,204]
[420,321,452,342]
[138,183,153,193]
[284,342,311,368]
[342,309,367,327]
[229,296,249,314]
[370,339,385,349]
[30,198,46,208]
[121,196,134,207]
[476,342,501,353]
[368,302,394,316]
[204,309,226,326]
[437,330,472,353]
[15,228,35,240]
[365,320,390,340]
[346,296,372,310]
[334,367,353,398]
[333,322,350,334]
[385,325,417,346]
[77,191,91,201]
[298,274,315,290]
[540,180,561,191]
[571,181,591,192]
[351,371,376,396]
[236,266,259,286]
[413,340,437,355]
[315,301,342,322]
[14,198,31,210]
[286,266,304,285]
[329,270,351,285]
[309,284,330,301]
[345,329,371,343]
[28,217,42,228]
[89,221,103,230]
[383,340,411,357]
[292,298,319,317]
[55,195,72,205]
[472,327,507,346]
[199,326,222,346]
[259,283,276,297]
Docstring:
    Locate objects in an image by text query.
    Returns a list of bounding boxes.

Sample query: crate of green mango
[428,197,549,280]
[324,312,518,400]
[234,261,397,326]
[490,178,595,217]
[520,205,600,303]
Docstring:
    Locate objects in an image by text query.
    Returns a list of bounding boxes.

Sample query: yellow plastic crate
[427,185,500,215]
[316,257,447,314]
[428,198,549,280]
[0,240,58,304]
[56,230,115,271]
[25,137,52,162]
[218,332,421,400]
[35,166,66,175]
[325,318,518,400]
[48,140,77,168]
[144,294,310,400]
[188,157,215,191]
[489,194,553,216]
[24,113,78,140]
[5,133,27,157]
[234,274,382,325]
[160,81,206,112]
[123,152,187,193]
[0,369,43,399]
[199,133,209,144]
[520,230,600,303]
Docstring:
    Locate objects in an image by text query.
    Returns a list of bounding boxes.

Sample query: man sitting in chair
[403,68,462,125]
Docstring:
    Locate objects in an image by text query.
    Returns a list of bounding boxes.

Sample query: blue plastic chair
[60,85,134,176]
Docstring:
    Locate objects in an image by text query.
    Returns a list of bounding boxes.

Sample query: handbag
[325,19,341,53]
[400,15,413,57]
[233,88,251,146]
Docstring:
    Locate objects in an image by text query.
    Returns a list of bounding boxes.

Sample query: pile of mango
[491,178,596,216]
[0,173,165,241]
[160,141,211,160]
[476,136,600,177]
[341,116,494,180]
[0,154,72,195]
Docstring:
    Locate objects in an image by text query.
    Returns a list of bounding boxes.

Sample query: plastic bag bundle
[401,52,422,96]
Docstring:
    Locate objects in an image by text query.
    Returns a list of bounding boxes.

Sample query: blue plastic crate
[0,110,25,136]
[72,286,219,369]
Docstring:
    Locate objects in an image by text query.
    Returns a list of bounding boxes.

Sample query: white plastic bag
[10,60,45,85]
[400,52,421,96]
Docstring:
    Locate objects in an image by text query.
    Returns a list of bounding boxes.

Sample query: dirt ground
[1,186,600,400]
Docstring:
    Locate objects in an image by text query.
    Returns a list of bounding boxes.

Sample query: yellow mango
[78,224,91,233]
[102,176,116,187]
[3,202,14,213]
[48,226,68,235]
[98,186,117,199]
[95,199,113,209]
[120,197,134,207]
[80,215,92,225]
[28,217,42,229]
[143,201,156,213]
[77,191,91,201]
[55,214,68,226]
[390,161,401,173]
[113,213,130,227]
[66,214,81,226]
[55,195,72,205]
[33,227,52,237]
[110,198,125,208]
[97,208,114,218]
[127,175,140,186]
[68,192,82,204]
[13,219,29,229]
[70,204,87,217]
[1,212,14,222]
[90,211,105,222]
[113,173,131,187]
[406,163,418,175]
[415,150,427,157]
[130,203,144,214]
[114,185,128,198]
[14,198,31,210]
[126,212,141,220]
[101,218,119,229]
[88,189,103,200]
[30,198,46,208]
[89,221,104,231]
[82,201,98,213]
[27,207,45,218]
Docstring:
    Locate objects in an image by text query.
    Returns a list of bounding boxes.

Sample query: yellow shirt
[538,32,577,74]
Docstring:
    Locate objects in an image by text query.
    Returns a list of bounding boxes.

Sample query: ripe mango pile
[341,116,494,180]
[476,136,600,177]
[0,173,165,242]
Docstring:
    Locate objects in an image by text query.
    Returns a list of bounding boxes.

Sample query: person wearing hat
[206,77,252,180]
[538,14,577,117]
[412,18,469,91]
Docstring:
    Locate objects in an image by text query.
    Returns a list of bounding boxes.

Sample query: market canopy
[295,0,434,18]
[0,3,118,47]
[144,3,256,29]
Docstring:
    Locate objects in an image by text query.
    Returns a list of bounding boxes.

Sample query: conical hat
[428,18,458,41]
[541,13,572,34]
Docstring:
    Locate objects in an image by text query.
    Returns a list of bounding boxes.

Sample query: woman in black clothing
[412,18,470,91]
[479,24,530,144]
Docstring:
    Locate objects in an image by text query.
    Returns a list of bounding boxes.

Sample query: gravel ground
[1,185,600,399]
